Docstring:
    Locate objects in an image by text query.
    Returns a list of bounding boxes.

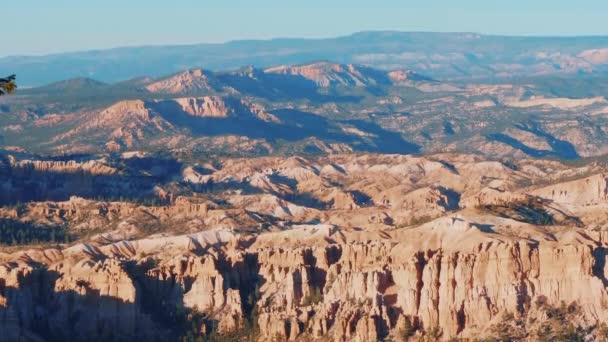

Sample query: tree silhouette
[0,74,17,95]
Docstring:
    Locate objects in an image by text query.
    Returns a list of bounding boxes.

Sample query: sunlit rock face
[2,153,608,340]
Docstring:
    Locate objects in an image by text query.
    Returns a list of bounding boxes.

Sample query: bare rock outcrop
[531,173,608,205]
[3,153,608,340]
[145,69,221,94]
[0,259,157,341]
[265,62,388,87]
[172,96,234,118]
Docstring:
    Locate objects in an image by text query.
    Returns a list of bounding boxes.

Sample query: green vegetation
[476,198,582,227]
[422,326,443,341]
[300,287,324,306]
[176,306,208,342]
[510,74,608,99]
[0,219,70,245]
[598,323,608,340]
[398,318,415,341]
[483,312,527,342]
[407,215,435,226]
[0,75,16,95]
[534,300,584,342]
[396,214,437,228]
[483,298,597,342]
[177,282,261,341]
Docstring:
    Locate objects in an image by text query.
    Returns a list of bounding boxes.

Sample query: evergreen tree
[0,219,69,245]
[0,75,17,95]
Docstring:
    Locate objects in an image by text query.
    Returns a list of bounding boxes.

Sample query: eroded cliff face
[145,69,221,94]
[264,62,387,88]
[2,153,608,341]
[0,259,157,341]
[2,221,608,341]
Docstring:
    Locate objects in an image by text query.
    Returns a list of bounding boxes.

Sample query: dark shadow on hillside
[0,218,70,246]
[216,68,363,103]
[487,132,579,160]
[349,190,373,207]
[435,160,459,174]
[150,103,420,154]
[118,155,182,181]
[514,123,579,159]
[487,123,579,160]
[487,133,552,158]
[1,265,166,341]
[592,247,608,287]
[0,169,162,206]
[38,154,100,162]
[0,154,183,206]
[471,223,496,233]
[364,86,388,97]
[477,199,582,227]
[344,119,421,154]
[436,186,461,211]
[127,251,265,341]
[2,248,267,341]
[285,192,328,209]
[443,121,455,135]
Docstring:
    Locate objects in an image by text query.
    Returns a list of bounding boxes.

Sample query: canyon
[2,152,608,341]
[2,32,608,341]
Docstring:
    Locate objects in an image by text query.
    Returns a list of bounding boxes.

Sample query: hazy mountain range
[3,31,608,86]
[4,31,608,341]
[2,59,608,160]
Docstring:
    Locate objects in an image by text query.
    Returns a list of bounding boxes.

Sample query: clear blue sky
[4,0,608,56]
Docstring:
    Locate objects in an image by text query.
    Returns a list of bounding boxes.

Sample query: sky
[3,0,608,57]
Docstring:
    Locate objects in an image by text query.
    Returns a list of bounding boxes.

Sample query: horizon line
[3,30,608,59]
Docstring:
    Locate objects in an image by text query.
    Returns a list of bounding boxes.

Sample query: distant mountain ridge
[3,31,608,86]
[2,61,437,156]
[20,61,437,99]
[3,59,608,160]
